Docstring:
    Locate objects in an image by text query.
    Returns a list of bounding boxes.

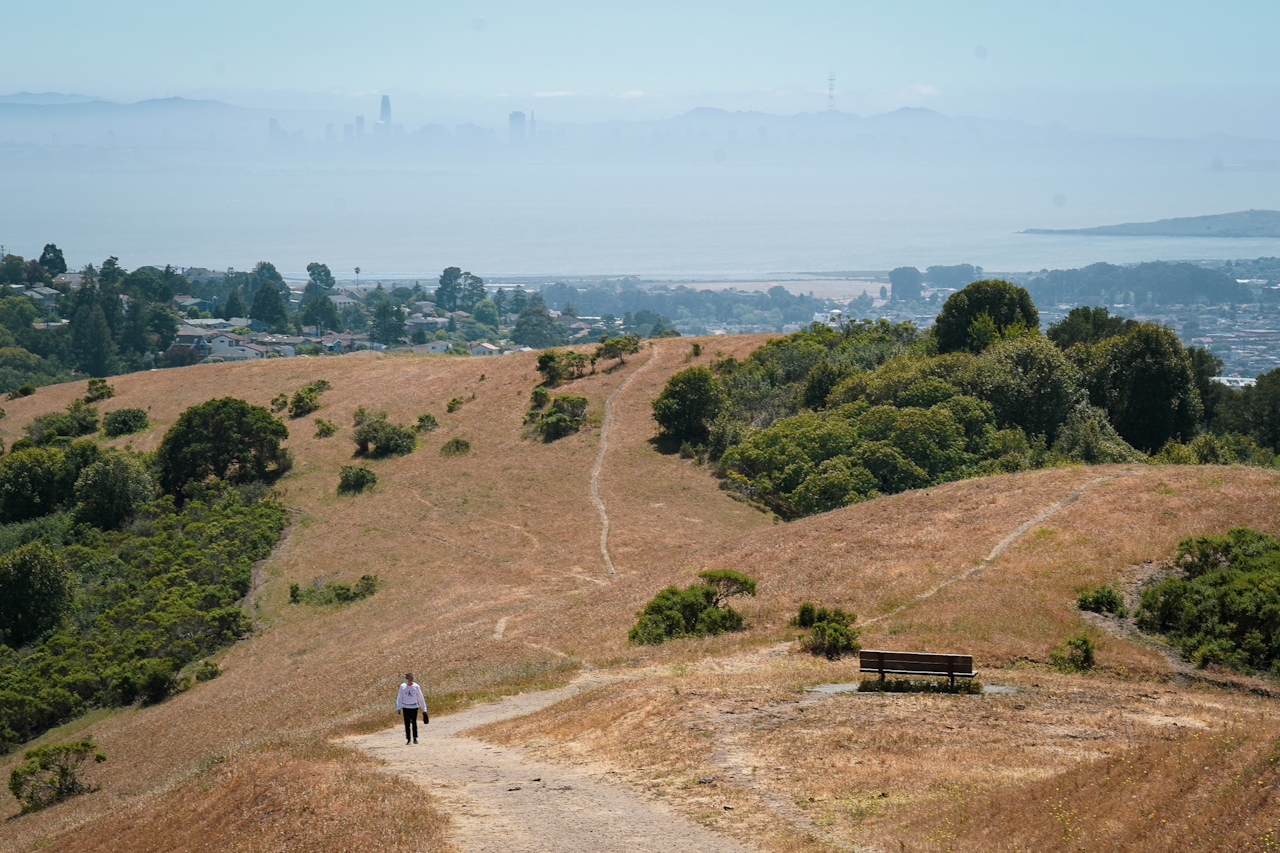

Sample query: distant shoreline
[1022,209,1280,238]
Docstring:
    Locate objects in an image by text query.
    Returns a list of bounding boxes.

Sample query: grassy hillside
[1,338,1278,853]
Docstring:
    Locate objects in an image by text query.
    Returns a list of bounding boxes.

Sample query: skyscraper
[355,115,364,137]
[376,96,391,135]
[509,111,525,143]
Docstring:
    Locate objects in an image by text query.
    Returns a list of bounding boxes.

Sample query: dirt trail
[350,676,758,853]
[590,345,658,579]
[864,468,1139,625]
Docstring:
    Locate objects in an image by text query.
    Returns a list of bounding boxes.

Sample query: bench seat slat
[858,649,977,678]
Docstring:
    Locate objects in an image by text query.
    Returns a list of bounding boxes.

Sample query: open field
[1,337,1278,852]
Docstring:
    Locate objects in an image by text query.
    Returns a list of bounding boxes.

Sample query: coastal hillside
[1023,209,1280,238]
[0,338,1277,853]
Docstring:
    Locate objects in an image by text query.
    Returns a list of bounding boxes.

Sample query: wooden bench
[859,649,977,689]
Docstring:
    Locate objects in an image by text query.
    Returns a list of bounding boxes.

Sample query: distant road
[1023,209,1280,238]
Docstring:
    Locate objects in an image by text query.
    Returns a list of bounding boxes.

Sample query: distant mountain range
[1023,210,1280,238]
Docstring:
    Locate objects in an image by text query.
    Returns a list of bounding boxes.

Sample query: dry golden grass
[2,340,1279,852]
[45,741,453,853]
[475,465,1280,852]
[0,338,771,850]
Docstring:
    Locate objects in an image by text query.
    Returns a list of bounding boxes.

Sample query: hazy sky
[6,1,1280,132]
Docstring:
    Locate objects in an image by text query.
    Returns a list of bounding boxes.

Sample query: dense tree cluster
[1138,527,1280,674]
[0,396,289,751]
[653,281,1278,520]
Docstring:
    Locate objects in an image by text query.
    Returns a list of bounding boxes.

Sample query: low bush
[1078,586,1127,616]
[314,418,337,438]
[1050,634,1096,673]
[288,380,331,418]
[792,603,861,659]
[83,379,114,402]
[270,393,288,412]
[7,738,106,814]
[440,437,471,457]
[536,350,591,386]
[857,677,983,695]
[417,412,439,432]
[289,574,379,606]
[628,569,756,645]
[1137,526,1280,673]
[446,396,465,413]
[194,660,221,682]
[531,395,590,441]
[26,400,99,445]
[529,386,551,410]
[337,465,377,494]
[7,384,35,400]
[352,411,416,457]
[102,408,148,437]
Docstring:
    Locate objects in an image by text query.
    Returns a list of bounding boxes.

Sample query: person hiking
[396,672,428,744]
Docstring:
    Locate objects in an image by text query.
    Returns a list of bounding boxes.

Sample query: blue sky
[5,1,1280,131]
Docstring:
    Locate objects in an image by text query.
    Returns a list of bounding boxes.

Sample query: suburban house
[469,342,500,356]
[426,341,452,353]
[170,294,216,314]
[52,272,83,289]
[407,314,449,335]
[23,286,61,311]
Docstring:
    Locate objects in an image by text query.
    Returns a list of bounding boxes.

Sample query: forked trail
[353,410,1134,852]
[349,677,756,853]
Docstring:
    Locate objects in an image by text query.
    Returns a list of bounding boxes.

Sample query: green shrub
[73,452,155,530]
[26,400,100,445]
[195,660,221,682]
[1137,527,1280,673]
[102,408,148,437]
[1077,586,1127,616]
[288,387,318,417]
[337,465,377,494]
[652,367,725,445]
[628,570,756,645]
[792,603,861,659]
[446,396,465,413]
[1050,634,1096,673]
[7,738,106,814]
[352,412,416,457]
[533,395,590,441]
[138,658,179,704]
[529,386,551,410]
[7,384,35,400]
[0,444,101,524]
[288,381,330,418]
[270,393,288,412]
[290,574,379,606]
[314,418,337,438]
[416,412,439,432]
[440,437,471,457]
[83,378,114,403]
[0,542,68,648]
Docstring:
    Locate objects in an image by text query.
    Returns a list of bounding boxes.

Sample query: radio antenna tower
[827,74,835,110]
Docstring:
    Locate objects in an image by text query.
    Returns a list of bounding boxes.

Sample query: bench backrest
[859,649,975,676]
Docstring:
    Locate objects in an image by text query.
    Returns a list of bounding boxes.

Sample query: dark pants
[403,707,419,741]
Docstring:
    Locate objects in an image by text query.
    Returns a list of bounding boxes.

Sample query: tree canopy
[934,279,1039,354]
[155,398,290,498]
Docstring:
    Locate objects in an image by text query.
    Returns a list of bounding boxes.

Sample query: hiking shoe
[413,738,418,744]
